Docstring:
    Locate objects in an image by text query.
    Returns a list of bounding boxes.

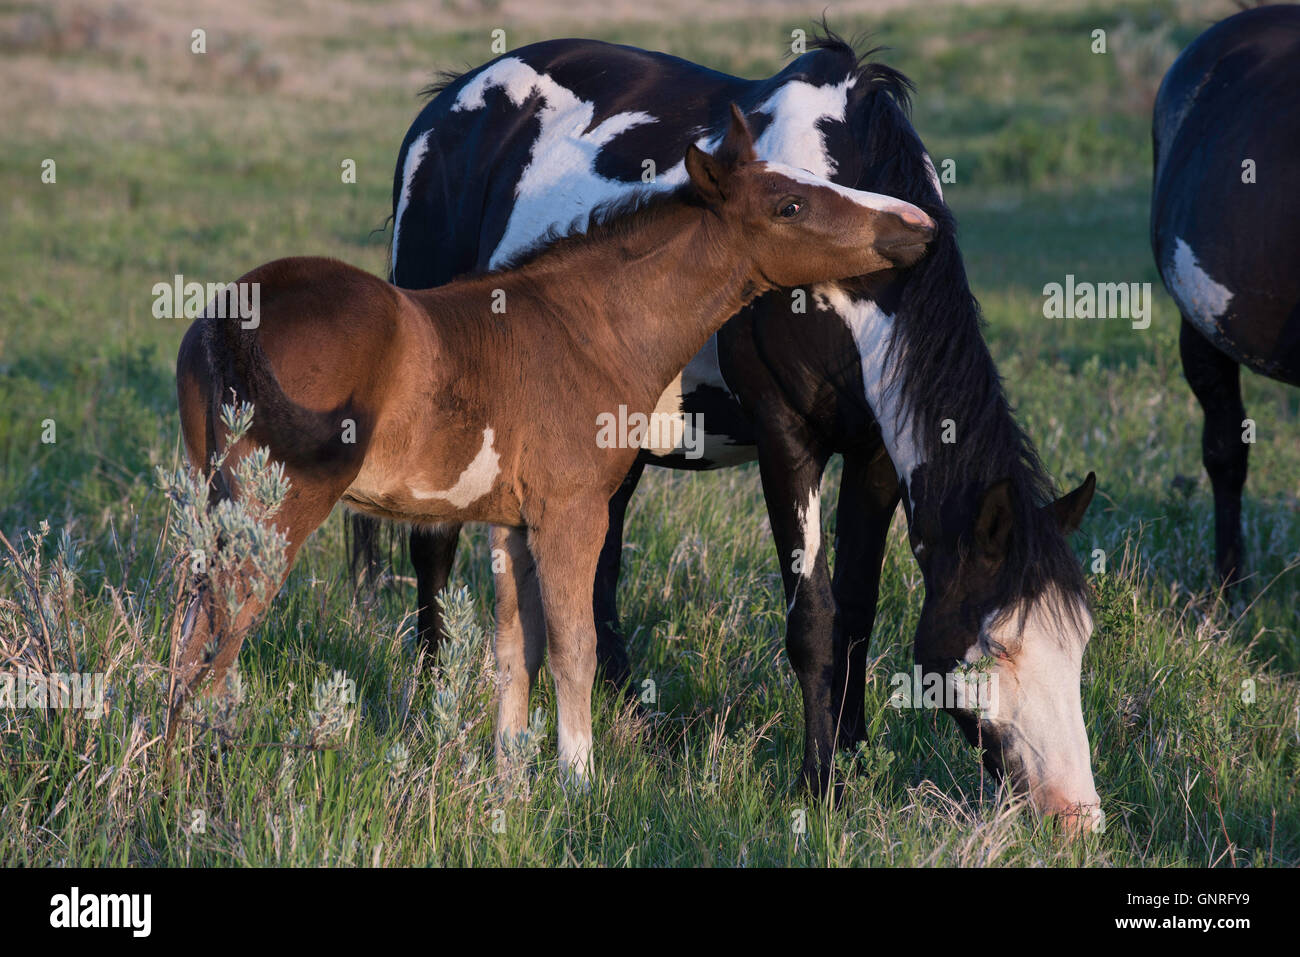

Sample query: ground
[1,0,1296,866]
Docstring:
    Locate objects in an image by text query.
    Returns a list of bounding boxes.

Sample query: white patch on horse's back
[922,153,943,200]
[977,594,1100,820]
[1166,237,1234,333]
[814,284,922,484]
[752,78,855,178]
[760,162,932,226]
[451,57,660,268]
[409,427,501,508]
[392,129,433,270]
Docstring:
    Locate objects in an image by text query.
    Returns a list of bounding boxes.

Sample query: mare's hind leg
[755,423,836,796]
[1180,317,1249,589]
[831,445,900,749]
[169,464,358,739]
[411,524,462,654]
[593,459,646,691]
[527,503,609,782]
[491,525,546,761]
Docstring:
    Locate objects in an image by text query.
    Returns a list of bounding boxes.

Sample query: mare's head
[909,470,1101,835]
[684,104,935,287]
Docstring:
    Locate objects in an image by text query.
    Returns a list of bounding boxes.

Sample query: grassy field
[1,0,1296,867]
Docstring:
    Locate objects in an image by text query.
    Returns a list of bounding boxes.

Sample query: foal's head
[685,104,935,286]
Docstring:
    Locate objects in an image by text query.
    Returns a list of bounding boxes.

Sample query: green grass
[1,0,1296,867]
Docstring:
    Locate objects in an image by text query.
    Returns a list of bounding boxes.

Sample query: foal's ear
[686,103,757,204]
[974,478,1015,565]
[1047,471,1097,535]
[717,103,758,167]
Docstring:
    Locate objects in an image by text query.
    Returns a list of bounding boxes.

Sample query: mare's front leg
[755,421,836,796]
[830,445,900,749]
[592,459,646,690]
[411,523,462,654]
[491,525,546,764]
[527,501,610,782]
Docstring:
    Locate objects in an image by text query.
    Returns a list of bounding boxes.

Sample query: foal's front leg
[491,525,546,764]
[526,503,610,782]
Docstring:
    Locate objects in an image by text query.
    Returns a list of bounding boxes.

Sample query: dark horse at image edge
[1153,4,1300,591]
[356,28,1103,826]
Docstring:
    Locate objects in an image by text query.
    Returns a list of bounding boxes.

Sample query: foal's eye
[777,199,803,219]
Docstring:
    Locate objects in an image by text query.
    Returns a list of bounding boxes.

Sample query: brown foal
[171,105,935,777]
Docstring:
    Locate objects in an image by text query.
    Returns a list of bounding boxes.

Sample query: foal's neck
[522,202,759,403]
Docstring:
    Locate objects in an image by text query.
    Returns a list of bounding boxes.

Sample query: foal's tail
[197,265,371,475]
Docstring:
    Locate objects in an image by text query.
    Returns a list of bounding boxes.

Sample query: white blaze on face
[1165,237,1234,336]
[409,427,500,508]
[813,284,923,496]
[760,161,933,227]
[977,592,1100,824]
[392,129,433,269]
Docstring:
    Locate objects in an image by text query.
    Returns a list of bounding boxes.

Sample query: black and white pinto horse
[358,31,1102,824]
[1153,4,1300,590]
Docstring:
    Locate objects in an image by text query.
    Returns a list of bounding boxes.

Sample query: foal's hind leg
[593,459,645,692]
[491,525,546,762]
[831,445,900,750]
[411,523,462,654]
[527,504,609,782]
[169,465,358,740]
[1180,318,1249,589]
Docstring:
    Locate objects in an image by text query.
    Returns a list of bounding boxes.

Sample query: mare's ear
[974,478,1015,565]
[686,103,757,204]
[1047,471,1097,535]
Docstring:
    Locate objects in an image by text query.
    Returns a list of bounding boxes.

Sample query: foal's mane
[490,186,703,274]
[813,25,1090,627]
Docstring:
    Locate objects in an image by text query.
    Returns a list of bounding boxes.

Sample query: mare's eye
[777,199,803,219]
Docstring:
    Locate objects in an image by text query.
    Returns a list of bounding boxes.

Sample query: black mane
[830,31,1090,625]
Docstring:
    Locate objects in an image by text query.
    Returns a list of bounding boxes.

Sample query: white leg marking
[409,427,501,508]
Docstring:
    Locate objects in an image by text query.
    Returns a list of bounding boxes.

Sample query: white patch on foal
[409,427,501,508]
[813,284,923,489]
[1165,237,1234,336]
